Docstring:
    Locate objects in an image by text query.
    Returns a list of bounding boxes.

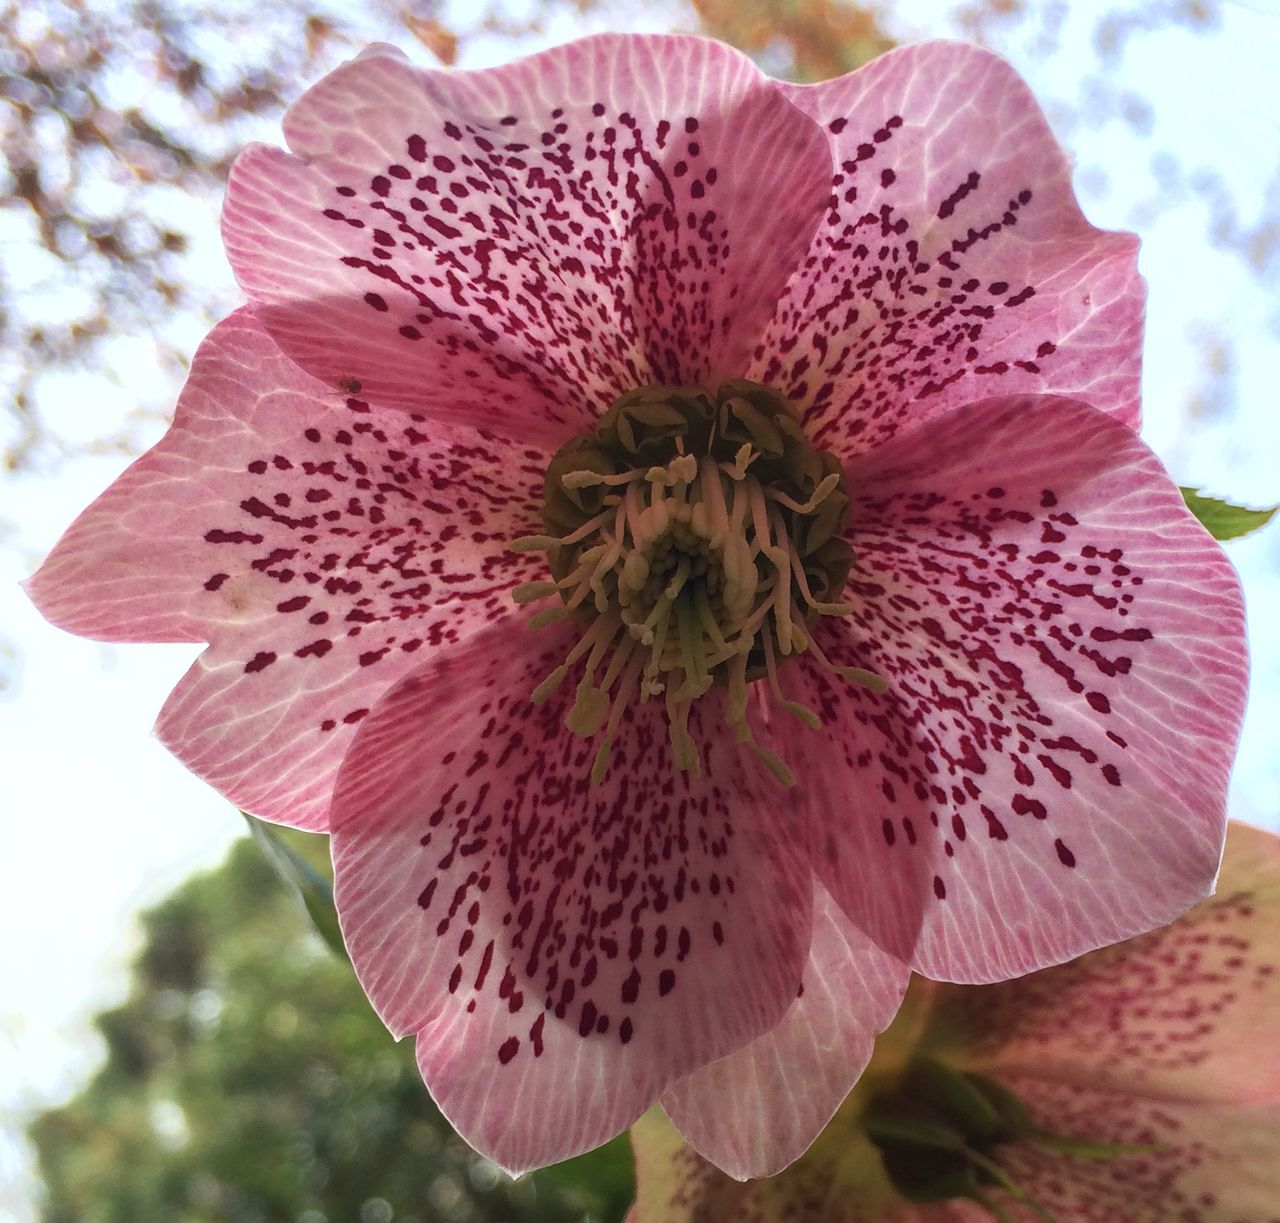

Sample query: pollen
[511,381,885,782]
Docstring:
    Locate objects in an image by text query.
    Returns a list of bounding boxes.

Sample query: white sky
[2,1,1279,1216]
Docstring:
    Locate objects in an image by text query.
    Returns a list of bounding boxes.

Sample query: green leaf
[1180,488,1278,540]
[243,814,347,958]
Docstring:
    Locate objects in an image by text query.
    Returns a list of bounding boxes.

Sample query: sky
[2,0,1279,1216]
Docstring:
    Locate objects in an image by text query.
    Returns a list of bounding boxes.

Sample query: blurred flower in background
[630,821,1280,1222]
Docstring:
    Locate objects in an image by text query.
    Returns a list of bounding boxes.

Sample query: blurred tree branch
[1,0,1273,481]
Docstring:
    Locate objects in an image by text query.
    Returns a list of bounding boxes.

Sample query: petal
[994,1076,1280,1223]
[789,393,1246,982]
[627,1104,966,1223]
[933,821,1280,1105]
[27,309,543,829]
[660,883,910,1179]
[330,619,812,1174]
[753,42,1143,458]
[223,35,832,444]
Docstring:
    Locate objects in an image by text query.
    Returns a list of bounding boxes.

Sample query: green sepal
[899,1057,1009,1144]
[877,1145,980,1203]
[1027,1132,1160,1160]
[243,814,346,959]
[1180,487,1277,540]
[863,1107,969,1153]
[965,1071,1035,1137]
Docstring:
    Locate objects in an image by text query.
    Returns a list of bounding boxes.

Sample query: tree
[28,836,633,1222]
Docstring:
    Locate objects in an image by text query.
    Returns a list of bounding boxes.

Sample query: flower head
[631,821,1280,1220]
[29,35,1247,1174]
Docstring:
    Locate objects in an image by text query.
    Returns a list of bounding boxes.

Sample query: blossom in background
[630,821,1280,1222]
[28,35,1247,1173]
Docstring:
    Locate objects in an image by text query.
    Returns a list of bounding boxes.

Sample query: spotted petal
[223,34,832,447]
[26,310,542,829]
[330,620,812,1174]
[786,393,1245,981]
[753,42,1143,459]
[660,884,909,1179]
[994,1077,1280,1223]
[934,822,1280,1104]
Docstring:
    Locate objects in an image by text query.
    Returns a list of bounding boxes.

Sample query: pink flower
[29,35,1247,1175]
[630,821,1280,1221]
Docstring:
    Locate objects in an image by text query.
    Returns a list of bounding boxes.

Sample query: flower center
[512,380,884,783]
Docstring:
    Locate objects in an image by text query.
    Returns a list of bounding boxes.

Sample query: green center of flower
[511,380,884,782]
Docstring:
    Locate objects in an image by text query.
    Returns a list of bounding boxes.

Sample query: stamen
[723,442,755,481]
[765,471,842,515]
[789,547,856,616]
[762,629,821,730]
[801,627,889,692]
[527,606,571,631]
[699,458,731,546]
[561,468,645,490]
[510,507,615,552]
[518,379,886,783]
[692,586,729,653]
[592,653,643,784]
[665,682,700,774]
[512,580,560,604]
[676,595,711,699]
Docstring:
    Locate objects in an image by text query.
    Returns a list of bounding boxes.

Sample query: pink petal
[934,821,1280,1105]
[27,309,542,829]
[995,1075,1280,1223]
[223,35,832,444]
[753,42,1143,459]
[660,884,910,1179]
[330,620,812,1174]
[789,393,1246,982]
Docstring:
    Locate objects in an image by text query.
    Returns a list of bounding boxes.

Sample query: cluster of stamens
[511,381,885,783]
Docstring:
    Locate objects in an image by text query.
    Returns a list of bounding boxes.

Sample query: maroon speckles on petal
[294,638,333,659]
[162,315,548,829]
[1012,794,1047,820]
[779,393,1245,984]
[756,43,1145,453]
[971,1078,1280,1223]
[754,142,1056,456]
[937,824,1280,1111]
[223,37,833,451]
[243,650,277,674]
[937,169,981,219]
[332,617,811,1171]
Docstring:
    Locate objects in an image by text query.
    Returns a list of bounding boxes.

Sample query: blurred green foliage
[27,837,634,1223]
